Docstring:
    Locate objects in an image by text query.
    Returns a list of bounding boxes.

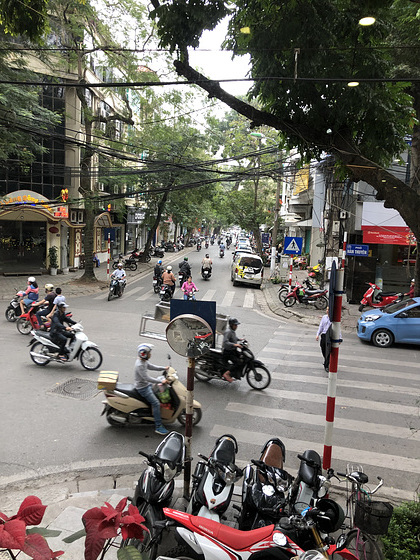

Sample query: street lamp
[250,132,281,276]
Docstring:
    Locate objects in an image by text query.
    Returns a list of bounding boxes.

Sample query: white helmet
[44,283,54,291]
[137,343,154,359]
[28,276,36,283]
[167,265,172,271]
[118,262,123,268]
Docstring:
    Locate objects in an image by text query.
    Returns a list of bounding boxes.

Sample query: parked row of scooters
[124,432,361,560]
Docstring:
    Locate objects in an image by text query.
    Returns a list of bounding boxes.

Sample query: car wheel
[372,329,394,348]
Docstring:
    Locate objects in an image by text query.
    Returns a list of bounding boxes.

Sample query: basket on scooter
[354,497,393,535]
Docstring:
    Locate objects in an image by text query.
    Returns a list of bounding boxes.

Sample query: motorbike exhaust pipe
[30,352,53,359]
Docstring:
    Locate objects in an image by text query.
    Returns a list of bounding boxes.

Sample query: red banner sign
[362,226,416,245]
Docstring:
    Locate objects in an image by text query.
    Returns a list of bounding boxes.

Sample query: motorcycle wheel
[112,262,118,269]
[107,290,113,301]
[246,365,271,390]
[194,362,212,381]
[17,317,32,335]
[178,407,202,426]
[30,342,50,366]
[123,505,160,560]
[80,348,103,370]
[129,261,137,271]
[106,407,127,427]
[284,294,296,307]
[278,288,290,302]
[358,304,365,312]
[314,295,328,310]
[145,254,151,262]
[153,285,160,294]
[5,307,18,322]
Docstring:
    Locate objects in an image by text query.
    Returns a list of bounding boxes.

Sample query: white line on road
[136,291,154,301]
[243,290,254,308]
[210,424,420,475]
[221,291,235,307]
[225,402,420,441]
[202,290,216,300]
[124,286,145,297]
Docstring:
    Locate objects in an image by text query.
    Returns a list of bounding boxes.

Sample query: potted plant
[48,246,59,275]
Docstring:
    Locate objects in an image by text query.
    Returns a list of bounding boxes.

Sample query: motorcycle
[16,304,72,335]
[159,503,354,560]
[153,275,163,294]
[283,281,328,310]
[5,293,23,322]
[219,248,225,258]
[210,238,214,245]
[237,438,291,531]
[162,241,176,252]
[359,282,402,312]
[201,267,211,281]
[278,279,316,302]
[108,277,126,300]
[307,263,323,283]
[150,246,165,259]
[288,450,334,515]
[183,289,198,301]
[196,242,202,251]
[97,365,202,427]
[204,240,209,249]
[126,431,185,560]
[160,284,173,302]
[187,434,242,521]
[194,339,271,390]
[112,253,138,270]
[29,323,103,370]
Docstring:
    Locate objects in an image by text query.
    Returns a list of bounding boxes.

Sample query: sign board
[261,233,270,245]
[103,228,115,241]
[346,244,369,257]
[283,236,303,255]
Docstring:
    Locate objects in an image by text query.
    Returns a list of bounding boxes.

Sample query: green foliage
[0,0,48,41]
[48,246,58,269]
[381,500,420,559]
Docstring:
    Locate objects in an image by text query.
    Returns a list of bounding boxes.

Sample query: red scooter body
[17,304,72,335]
[163,507,358,560]
[359,282,401,312]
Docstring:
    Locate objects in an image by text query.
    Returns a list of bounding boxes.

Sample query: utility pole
[270,157,282,276]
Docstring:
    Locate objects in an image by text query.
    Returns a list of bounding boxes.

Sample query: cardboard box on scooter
[97,371,119,390]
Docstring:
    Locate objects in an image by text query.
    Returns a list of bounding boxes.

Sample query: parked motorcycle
[153,275,163,294]
[97,365,202,427]
[359,282,402,312]
[126,431,185,560]
[307,263,323,283]
[160,284,173,302]
[201,267,211,281]
[162,241,176,252]
[237,438,291,530]
[278,278,316,302]
[113,253,138,270]
[219,248,225,258]
[5,293,23,322]
[283,281,328,309]
[288,450,334,514]
[160,502,352,560]
[17,304,72,335]
[194,339,271,390]
[187,434,242,521]
[29,323,103,370]
[150,246,165,259]
[108,277,126,300]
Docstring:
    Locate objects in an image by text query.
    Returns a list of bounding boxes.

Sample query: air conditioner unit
[332,221,340,236]
[339,210,348,220]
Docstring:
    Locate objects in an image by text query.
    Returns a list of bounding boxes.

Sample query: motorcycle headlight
[364,314,381,322]
[163,463,177,482]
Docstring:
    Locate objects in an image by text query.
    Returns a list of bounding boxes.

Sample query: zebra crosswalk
[208,321,420,499]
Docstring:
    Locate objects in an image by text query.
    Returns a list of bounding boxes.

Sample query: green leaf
[62,528,87,543]
[117,544,144,560]
[27,528,62,538]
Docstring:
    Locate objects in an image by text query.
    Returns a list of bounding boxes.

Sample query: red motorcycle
[359,282,401,313]
[16,304,72,335]
[283,281,328,310]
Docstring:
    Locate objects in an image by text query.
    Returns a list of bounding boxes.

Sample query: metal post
[107,233,110,280]
[270,169,282,277]
[288,257,293,290]
[183,356,195,499]
[323,234,346,470]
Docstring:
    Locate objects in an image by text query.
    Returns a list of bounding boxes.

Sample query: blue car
[357,297,420,348]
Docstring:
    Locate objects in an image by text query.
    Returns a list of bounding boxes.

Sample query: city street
[1,245,419,500]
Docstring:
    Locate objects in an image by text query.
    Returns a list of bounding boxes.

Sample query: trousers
[136,385,162,427]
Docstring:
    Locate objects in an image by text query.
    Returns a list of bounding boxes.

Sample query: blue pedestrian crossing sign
[283,236,303,255]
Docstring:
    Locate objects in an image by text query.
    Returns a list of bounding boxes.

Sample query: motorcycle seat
[380,291,397,297]
[115,383,150,405]
[208,347,222,355]
[304,289,326,295]
[298,449,321,486]
[156,432,184,464]
[190,515,274,549]
[212,438,236,464]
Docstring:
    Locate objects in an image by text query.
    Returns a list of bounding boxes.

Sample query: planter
[50,268,57,276]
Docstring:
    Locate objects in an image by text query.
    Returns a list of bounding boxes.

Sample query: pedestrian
[93,252,100,268]
[316,307,332,372]
[134,343,170,435]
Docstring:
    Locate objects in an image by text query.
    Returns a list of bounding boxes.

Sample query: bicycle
[337,465,393,560]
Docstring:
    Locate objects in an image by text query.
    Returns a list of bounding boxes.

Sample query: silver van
[231,252,264,287]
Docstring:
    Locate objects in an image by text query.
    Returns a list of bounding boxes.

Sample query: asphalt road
[1,244,419,500]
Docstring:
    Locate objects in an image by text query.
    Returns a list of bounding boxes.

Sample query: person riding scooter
[111,262,126,296]
[134,343,170,436]
[162,265,176,295]
[178,256,191,285]
[222,318,243,383]
[33,283,56,327]
[201,254,212,275]
[18,277,39,315]
[49,302,77,361]
[154,259,164,280]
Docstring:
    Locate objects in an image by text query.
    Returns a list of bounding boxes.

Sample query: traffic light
[107,204,111,212]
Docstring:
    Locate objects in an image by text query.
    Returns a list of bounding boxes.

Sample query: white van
[231,252,264,288]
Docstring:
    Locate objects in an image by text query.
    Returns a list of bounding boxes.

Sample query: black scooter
[194,340,271,390]
[159,284,173,302]
[5,293,23,322]
[124,432,185,560]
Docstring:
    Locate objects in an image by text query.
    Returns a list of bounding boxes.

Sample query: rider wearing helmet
[19,276,39,315]
[162,265,176,294]
[33,283,56,326]
[134,344,169,435]
[50,301,76,360]
[179,256,191,276]
[405,278,415,298]
[154,259,164,279]
[222,318,242,383]
[201,253,212,274]
[111,262,126,296]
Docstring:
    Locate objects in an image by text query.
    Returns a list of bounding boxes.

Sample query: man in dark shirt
[34,284,56,326]
[50,302,77,359]
[222,318,243,382]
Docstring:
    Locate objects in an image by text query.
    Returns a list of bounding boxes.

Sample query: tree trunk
[143,191,169,261]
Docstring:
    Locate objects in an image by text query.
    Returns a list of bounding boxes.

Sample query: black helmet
[315,499,345,533]
[229,318,240,328]
[206,254,209,258]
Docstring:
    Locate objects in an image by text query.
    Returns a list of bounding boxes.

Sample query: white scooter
[28,323,103,370]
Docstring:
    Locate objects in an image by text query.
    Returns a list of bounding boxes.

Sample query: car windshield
[239,257,263,271]
[382,298,416,314]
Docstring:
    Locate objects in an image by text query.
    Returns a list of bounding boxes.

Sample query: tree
[148,0,420,293]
